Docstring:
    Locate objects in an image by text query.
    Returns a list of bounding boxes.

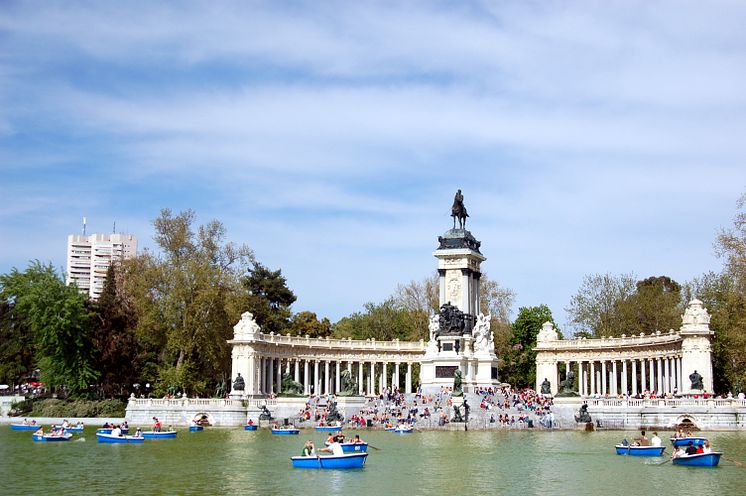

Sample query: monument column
[303,360,310,395]
[394,362,400,390]
[641,359,647,393]
[313,360,320,395]
[358,362,364,395]
[612,361,618,396]
[657,358,663,395]
[621,360,627,396]
[601,361,607,396]
[649,358,655,394]
[335,361,341,393]
[368,361,374,396]
[631,360,637,396]
[590,362,596,395]
[382,362,388,394]
[679,299,714,394]
[275,358,282,394]
[294,359,300,383]
[406,363,412,393]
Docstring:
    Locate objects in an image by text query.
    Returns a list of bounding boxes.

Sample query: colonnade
[254,356,415,396]
[559,355,685,397]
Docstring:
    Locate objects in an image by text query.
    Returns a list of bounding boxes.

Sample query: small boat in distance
[189,425,204,432]
[32,432,73,442]
[64,425,84,433]
[97,428,129,435]
[96,433,145,444]
[244,424,258,431]
[141,431,177,439]
[291,452,368,469]
[11,423,41,431]
[315,425,343,431]
[393,425,413,433]
[271,427,300,435]
[614,444,666,456]
[670,437,707,447]
[325,441,368,453]
[672,452,722,467]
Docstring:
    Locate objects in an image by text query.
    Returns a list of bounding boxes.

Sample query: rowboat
[63,425,84,433]
[142,431,177,439]
[291,452,368,469]
[384,426,396,431]
[672,452,722,467]
[244,424,258,431]
[670,437,706,447]
[393,425,413,433]
[271,427,300,435]
[315,425,343,431]
[615,444,666,456]
[96,433,144,444]
[32,432,73,442]
[326,441,368,453]
[189,425,204,432]
[10,424,40,431]
[97,428,129,435]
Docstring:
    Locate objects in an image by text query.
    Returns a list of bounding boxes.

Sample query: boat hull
[394,428,413,433]
[291,453,368,469]
[615,445,666,456]
[32,433,73,442]
[670,437,706,447]
[64,426,84,433]
[244,425,258,431]
[315,426,343,431]
[672,452,722,467]
[142,431,177,439]
[96,433,144,444]
[189,425,204,432]
[97,428,129,435]
[271,428,300,435]
[11,424,40,431]
[333,442,368,453]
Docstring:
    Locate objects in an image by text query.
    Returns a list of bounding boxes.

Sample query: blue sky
[1,1,745,328]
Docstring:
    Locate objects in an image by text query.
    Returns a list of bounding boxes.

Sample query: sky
[1,1,745,329]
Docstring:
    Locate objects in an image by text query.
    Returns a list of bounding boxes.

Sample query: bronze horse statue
[451,189,468,229]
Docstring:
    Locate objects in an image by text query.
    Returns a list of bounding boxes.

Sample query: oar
[367,444,381,451]
[658,458,672,465]
[725,458,744,467]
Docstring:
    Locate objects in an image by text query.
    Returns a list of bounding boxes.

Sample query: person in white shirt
[111,425,122,437]
[651,432,662,447]
[319,442,344,456]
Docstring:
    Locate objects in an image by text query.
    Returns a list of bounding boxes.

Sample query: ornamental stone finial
[233,311,261,339]
[680,299,712,335]
[537,322,558,342]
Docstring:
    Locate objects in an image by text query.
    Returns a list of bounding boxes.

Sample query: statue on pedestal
[258,405,273,421]
[452,369,464,397]
[473,313,494,354]
[232,373,245,392]
[325,399,343,423]
[541,378,551,395]
[452,404,464,423]
[689,370,704,390]
[439,303,465,336]
[555,370,579,397]
[281,373,304,396]
[337,370,357,396]
[451,189,469,229]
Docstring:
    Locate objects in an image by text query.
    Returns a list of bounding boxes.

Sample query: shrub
[29,398,126,417]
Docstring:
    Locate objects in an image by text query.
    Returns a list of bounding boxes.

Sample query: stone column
[294,359,300,383]
[621,360,628,396]
[368,362,374,396]
[590,362,596,395]
[648,358,655,394]
[612,361,618,396]
[406,363,413,393]
[261,357,267,394]
[631,360,637,396]
[335,361,341,393]
[312,360,319,395]
[641,359,647,392]
[657,358,663,395]
[321,361,328,395]
[285,360,291,375]
[358,362,364,395]
[276,358,282,394]
[393,362,400,390]
[304,360,310,395]
[664,358,670,394]
[382,362,388,394]
[601,361,607,396]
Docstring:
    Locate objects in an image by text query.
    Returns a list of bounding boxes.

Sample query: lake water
[2,427,745,495]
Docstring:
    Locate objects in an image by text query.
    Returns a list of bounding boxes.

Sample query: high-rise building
[66,232,137,300]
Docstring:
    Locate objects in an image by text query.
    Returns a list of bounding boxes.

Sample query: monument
[420,190,500,393]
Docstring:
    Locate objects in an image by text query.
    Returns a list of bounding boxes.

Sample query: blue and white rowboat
[97,428,129,435]
[189,425,204,432]
[32,433,73,442]
[670,437,706,447]
[326,441,368,453]
[271,427,300,435]
[393,426,413,433]
[142,431,177,439]
[96,433,144,444]
[672,452,722,467]
[64,426,84,433]
[291,452,368,469]
[315,425,343,431]
[244,424,258,431]
[615,445,666,456]
[11,424,40,431]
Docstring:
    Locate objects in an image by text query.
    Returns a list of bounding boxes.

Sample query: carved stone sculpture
[337,370,357,396]
[438,303,466,336]
[541,378,551,395]
[258,405,273,421]
[473,313,494,354]
[452,404,464,423]
[451,189,469,229]
[452,369,464,397]
[325,399,343,423]
[556,370,579,397]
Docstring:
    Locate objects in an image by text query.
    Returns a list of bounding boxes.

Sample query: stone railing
[536,331,682,350]
[128,398,245,408]
[245,332,427,352]
[586,398,746,408]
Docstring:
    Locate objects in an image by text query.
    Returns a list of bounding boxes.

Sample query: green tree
[566,273,636,337]
[332,299,420,341]
[615,276,684,336]
[0,287,35,387]
[288,311,332,338]
[123,209,254,396]
[0,261,98,396]
[502,304,560,388]
[243,262,296,335]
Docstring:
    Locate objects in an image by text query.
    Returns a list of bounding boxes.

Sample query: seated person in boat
[302,440,315,457]
[111,425,122,437]
[334,433,345,443]
[325,433,336,444]
[633,430,650,446]
[353,434,365,444]
[672,446,685,458]
[685,441,698,455]
[702,440,712,454]
[695,444,705,454]
[319,442,344,456]
[34,427,44,436]
[650,432,662,447]
[674,427,684,438]
[76,421,84,428]
[152,417,162,432]
[247,419,254,426]
[134,427,143,437]
[123,421,129,430]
